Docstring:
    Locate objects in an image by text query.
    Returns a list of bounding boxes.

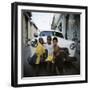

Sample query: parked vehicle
[30,30,76,60]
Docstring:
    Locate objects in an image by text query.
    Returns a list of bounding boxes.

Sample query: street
[22,46,80,77]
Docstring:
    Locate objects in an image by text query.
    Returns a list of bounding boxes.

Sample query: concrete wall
[22,13,38,46]
[51,13,80,41]
[22,15,27,46]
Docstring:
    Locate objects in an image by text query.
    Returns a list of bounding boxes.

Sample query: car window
[40,31,64,38]
[40,31,53,36]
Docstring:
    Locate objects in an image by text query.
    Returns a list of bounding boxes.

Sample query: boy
[53,37,63,75]
[44,36,54,75]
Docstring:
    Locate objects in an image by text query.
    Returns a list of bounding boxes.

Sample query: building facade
[51,13,80,56]
[22,11,38,46]
[51,13,80,42]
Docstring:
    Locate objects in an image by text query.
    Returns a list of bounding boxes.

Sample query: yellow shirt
[45,55,54,63]
[35,43,45,64]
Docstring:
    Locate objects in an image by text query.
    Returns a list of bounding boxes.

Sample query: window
[40,31,64,38]
[58,23,62,32]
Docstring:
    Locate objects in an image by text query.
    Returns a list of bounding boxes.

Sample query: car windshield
[39,31,64,38]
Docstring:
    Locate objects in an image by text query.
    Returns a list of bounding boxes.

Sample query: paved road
[22,46,80,77]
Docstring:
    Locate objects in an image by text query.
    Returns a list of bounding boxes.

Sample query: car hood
[57,38,75,47]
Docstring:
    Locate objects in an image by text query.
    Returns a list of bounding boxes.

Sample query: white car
[30,30,76,59]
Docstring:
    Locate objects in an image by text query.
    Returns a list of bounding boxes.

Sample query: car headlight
[70,43,76,50]
[31,39,38,47]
